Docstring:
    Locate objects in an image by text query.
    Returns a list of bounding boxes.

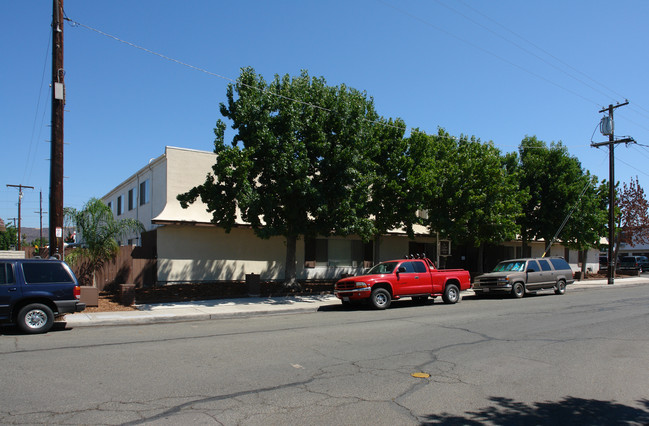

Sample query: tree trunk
[613,233,621,279]
[373,234,381,264]
[284,234,300,290]
[521,230,529,258]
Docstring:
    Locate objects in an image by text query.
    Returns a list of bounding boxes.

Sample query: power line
[453,0,637,107]
[63,17,407,132]
[61,14,642,158]
[452,0,649,122]
[23,29,52,185]
[616,156,649,179]
[377,0,601,106]
[433,0,622,105]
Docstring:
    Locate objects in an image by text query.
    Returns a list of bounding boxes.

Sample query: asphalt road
[1,284,648,425]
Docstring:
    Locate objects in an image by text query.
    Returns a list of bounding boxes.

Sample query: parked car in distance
[0,258,86,333]
[618,255,649,273]
[473,257,575,298]
[334,256,471,309]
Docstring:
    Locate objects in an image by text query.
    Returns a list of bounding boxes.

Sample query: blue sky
[2,0,648,229]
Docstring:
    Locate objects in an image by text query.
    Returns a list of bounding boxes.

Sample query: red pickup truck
[334,256,471,309]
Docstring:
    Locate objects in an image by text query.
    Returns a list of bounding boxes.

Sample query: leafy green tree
[0,221,18,250]
[179,68,379,285]
[423,129,524,271]
[517,136,592,254]
[65,198,144,286]
[559,175,608,277]
[363,123,433,259]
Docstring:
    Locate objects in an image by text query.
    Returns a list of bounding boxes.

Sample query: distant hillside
[20,227,76,244]
[21,227,46,243]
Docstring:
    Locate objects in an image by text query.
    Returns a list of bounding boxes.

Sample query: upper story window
[117,195,123,216]
[139,179,150,206]
[304,238,372,268]
[107,201,112,213]
[128,188,135,211]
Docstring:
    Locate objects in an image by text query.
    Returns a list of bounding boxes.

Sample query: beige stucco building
[102,146,441,284]
[102,146,598,284]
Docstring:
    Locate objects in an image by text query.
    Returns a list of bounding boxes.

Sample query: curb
[61,279,648,328]
[63,296,338,328]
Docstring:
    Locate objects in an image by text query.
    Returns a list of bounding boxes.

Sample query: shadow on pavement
[422,396,649,425]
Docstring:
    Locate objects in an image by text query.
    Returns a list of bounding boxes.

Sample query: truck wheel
[371,288,391,310]
[17,303,54,334]
[512,282,525,298]
[442,284,460,304]
[554,279,566,295]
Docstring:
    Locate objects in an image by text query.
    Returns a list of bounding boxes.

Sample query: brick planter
[120,284,136,306]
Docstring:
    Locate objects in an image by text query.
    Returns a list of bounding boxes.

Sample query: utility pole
[6,184,35,251]
[35,191,47,256]
[50,0,65,257]
[591,101,633,285]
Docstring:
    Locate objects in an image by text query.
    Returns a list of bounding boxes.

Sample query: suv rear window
[22,262,74,284]
[538,259,552,271]
[549,258,571,271]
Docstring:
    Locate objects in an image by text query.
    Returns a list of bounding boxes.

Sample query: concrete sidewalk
[63,276,649,328]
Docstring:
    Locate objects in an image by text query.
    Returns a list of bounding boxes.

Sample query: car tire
[370,288,391,310]
[17,303,54,334]
[442,283,460,304]
[512,282,525,298]
[554,279,566,295]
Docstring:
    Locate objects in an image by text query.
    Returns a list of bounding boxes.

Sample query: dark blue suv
[0,258,86,333]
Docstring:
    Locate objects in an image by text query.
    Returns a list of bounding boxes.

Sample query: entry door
[525,260,545,290]
[0,263,19,318]
[536,259,555,288]
[395,260,431,296]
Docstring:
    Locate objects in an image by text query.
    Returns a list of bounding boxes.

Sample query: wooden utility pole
[50,0,65,257]
[6,184,34,250]
[35,191,47,256]
[591,101,632,285]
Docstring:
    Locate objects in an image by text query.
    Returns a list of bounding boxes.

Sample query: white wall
[157,225,288,282]
[102,146,218,246]
[156,225,445,282]
[0,250,25,259]
[101,153,162,243]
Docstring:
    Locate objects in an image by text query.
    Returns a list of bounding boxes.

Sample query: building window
[117,195,123,216]
[408,242,437,259]
[128,188,135,211]
[305,238,371,268]
[139,180,149,206]
[107,201,112,213]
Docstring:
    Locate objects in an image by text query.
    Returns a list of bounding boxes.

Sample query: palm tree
[65,198,144,286]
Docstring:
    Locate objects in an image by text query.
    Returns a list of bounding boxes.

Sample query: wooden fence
[24,245,157,291]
